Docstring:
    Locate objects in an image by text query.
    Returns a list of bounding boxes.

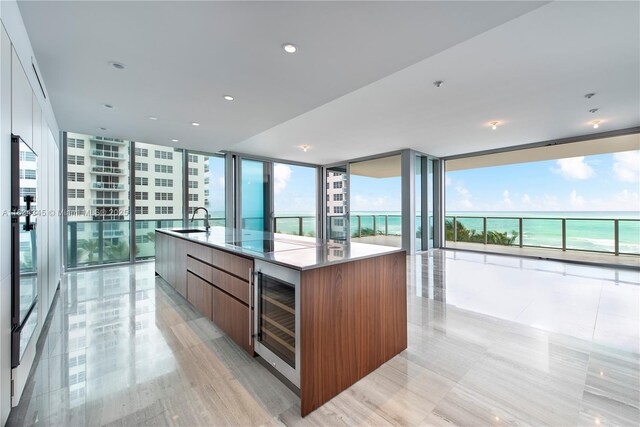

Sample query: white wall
[0,0,61,423]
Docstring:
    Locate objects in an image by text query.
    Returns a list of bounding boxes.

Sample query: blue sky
[446,150,640,213]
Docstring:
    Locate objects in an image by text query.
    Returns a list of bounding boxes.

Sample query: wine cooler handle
[249,267,253,346]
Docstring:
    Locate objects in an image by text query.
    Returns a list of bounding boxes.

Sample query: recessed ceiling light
[584,92,596,99]
[433,80,444,88]
[104,104,113,109]
[191,122,200,126]
[589,108,599,114]
[282,43,297,54]
[223,95,234,101]
[149,116,158,120]
[108,61,125,70]
[98,127,107,131]
[490,121,499,130]
[592,120,600,129]
[300,145,310,152]
[171,139,179,143]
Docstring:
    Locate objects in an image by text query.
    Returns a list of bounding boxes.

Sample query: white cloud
[445,175,452,186]
[569,190,585,208]
[553,157,594,180]
[502,190,512,207]
[521,194,531,204]
[452,182,473,209]
[273,164,292,194]
[613,151,640,183]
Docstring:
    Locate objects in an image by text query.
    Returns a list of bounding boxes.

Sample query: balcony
[90,136,127,145]
[91,182,126,191]
[91,198,126,206]
[90,149,125,160]
[90,166,126,175]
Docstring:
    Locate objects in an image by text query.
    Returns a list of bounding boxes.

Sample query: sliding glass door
[240,159,271,232]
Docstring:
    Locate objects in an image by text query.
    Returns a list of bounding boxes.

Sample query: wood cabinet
[187,272,212,319]
[156,231,254,355]
[212,287,253,354]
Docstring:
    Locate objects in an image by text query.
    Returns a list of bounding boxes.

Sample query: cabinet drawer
[211,268,250,305]
[211,247,253,279]
[187,272,212,319]
[212,287,253,355]
[187,243,211,264]
[187,256,212,282]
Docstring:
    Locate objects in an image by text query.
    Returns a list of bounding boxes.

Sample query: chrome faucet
[190,207,210,232]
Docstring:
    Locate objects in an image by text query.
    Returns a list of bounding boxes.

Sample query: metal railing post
[358,215,361,238]
[98,221,105,263]
[519,218,523,248]
[385,215,388,236]
[373,216,377,235]
[561,219,566,251]
[69,222,78,268]
[453,216,457,242]
[483,217,488,244]
[299,216,303,236]
[614,219,619,256]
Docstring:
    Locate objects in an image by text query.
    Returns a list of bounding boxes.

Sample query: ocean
[274,211,640,255]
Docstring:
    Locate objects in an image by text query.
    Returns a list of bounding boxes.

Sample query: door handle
[248,267,253,346]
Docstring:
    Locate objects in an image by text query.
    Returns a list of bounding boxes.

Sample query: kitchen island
[155,227,407,416]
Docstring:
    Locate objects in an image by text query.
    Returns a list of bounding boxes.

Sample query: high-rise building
[65,132,212,261]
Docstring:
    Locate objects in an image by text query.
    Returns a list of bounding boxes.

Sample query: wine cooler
[253,259,300,388]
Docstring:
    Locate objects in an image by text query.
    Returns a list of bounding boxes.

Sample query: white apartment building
[326,171,347,239]
[65,132,211,261]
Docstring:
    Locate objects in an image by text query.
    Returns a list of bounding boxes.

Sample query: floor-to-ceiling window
[350,155,402,247]
[273,163,317,237]
[240,159,268,231]
[134,143,184,260]
[188,152,226,227]
[66,133,131,267]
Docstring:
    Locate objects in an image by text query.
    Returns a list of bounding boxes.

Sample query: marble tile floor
[7,249,640,426]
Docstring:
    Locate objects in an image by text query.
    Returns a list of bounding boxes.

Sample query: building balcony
[91,182,126,191]
[90,149,125,160]
[90,136,127,145]
[90,166,126,175]
[90,199,127,206]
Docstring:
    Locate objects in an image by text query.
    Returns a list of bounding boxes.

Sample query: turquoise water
[274,211,640,255]
[448,211,639,254]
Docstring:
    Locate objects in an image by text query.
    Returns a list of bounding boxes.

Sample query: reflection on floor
[7,250,640,426]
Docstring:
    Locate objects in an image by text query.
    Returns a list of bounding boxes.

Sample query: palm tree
[78,239,100,263]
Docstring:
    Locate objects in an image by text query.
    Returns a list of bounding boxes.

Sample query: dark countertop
[156,226,405,271]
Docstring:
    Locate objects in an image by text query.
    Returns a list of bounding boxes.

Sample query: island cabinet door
[212,287,253,355]
[165,237,177,288]
[154,232,164,278]
[174,238,188,298]
[187,271,212,318]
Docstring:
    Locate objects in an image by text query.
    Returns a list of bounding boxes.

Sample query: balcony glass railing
[445,215,640,256]
[273,216,316,237]
[90,149,125,159]
[91,182,125,190]
[90,136,126,144]
[67,220,131,267]
[90,166,126,175]
[91,199,126,206]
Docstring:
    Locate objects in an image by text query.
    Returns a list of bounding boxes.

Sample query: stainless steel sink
[171,229,207,234]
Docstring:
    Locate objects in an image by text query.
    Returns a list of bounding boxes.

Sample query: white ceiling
[18,1,639,165]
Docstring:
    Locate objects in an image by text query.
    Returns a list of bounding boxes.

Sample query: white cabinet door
[11,48,32,147]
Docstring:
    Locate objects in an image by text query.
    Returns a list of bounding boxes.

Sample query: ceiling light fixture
[300,145,310,152]
[592,120,600,129]
[98,127,107,131]
[433,80,444,88]
[149,116,158,120]
[191,122,200,126]
[171,139,179,143]
[109,61,125,70]
[104,104,113,109]
[589,108,599,113]
[283,43,297,54]
[223,95,234,101]
[490,121,499,130]
[584,92,596,99]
